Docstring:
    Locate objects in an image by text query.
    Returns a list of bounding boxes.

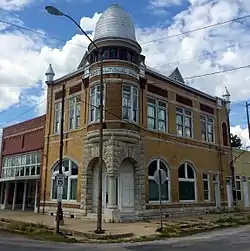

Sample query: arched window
[178,162,196,201]
[51,159,78,201]
[148,159,170,202]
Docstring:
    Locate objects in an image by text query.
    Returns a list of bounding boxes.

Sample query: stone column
[12,181,17,210]
[22,180,27,211]
[107,174,117,209]
[3,182,9,209]
[34,180,39,213]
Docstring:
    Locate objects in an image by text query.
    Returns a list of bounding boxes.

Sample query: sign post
[56,173,64,203]
[154,169,166,232]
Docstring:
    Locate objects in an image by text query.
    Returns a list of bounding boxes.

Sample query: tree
[230,133,242,148]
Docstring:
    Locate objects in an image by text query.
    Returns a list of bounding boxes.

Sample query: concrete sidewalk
[0,211,159,237]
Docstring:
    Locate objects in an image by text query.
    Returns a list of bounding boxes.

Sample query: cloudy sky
[0,0,250,146]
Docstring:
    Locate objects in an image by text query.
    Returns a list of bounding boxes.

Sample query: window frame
[122,85,139,123]
[2,152,41,179]
[203,173,210,201]
[51,159,78,202]
[148,159,171,203]
[178,162,197,202]
[68,95,81,130]
[235,175,242,201]
[147,96,168,132]
[176,107,193,138]
[54,101,62,134]
[200,114,215,143]
[89,83,105,123]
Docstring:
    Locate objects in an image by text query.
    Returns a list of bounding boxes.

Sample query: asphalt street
[1,226,250,250]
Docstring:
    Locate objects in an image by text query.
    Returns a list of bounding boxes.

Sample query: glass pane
[236,181,241,190]
[176,114,183,125]
[25,166,30,176]
[200,121,206,132]
[158,120,166,131]
[203,180,208,190]
[203,173,208,179]
[187,165,194,179]
[147,105,155,118]
[63,178,68,200]
[204,190,209,201]
[26,154,31,165]
[158,108,166,120]
[20,167,24,176]
[31,166,36,175]
[70,179,77,200]
[178,164,185,178]
[184,117,191,127]
[148,160,157,176]
[177,125,183,135]
[148,117,156,129]
[160,161,168,176]
[179,181,195,200]
[236,191,241,200]
[52,180,57,199]
[149,179,158,201]
[185,127,192,137]
[63,159,69,172]
[208,124,213,133]
[31,153,36,164]
[71,162,78,175]
[123,107,130,120]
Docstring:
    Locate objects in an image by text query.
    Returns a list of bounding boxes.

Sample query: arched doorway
[118,158,135,212]
[92,160,107,213]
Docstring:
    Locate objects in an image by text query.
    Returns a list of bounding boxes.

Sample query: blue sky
[0,0,250,144]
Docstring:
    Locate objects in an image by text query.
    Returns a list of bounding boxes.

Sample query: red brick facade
[0,115,46,173]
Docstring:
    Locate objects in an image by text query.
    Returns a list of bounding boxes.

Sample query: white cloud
[0,0,33,10]
[2,0,250,144]
[231,125,250,148]
[149,0,183,8]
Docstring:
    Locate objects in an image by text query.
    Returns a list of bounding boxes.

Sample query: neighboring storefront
[0,115,45,212]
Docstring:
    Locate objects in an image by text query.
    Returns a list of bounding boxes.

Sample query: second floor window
[122,85,139,123]
[176,107,193,137]
[89,85,103,122]
[147,97,168,132]
[69,96,81,130]
[200,115,214,143]
[54,102,62,134]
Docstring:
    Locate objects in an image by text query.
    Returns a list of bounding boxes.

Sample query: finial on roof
[45,64,55,83]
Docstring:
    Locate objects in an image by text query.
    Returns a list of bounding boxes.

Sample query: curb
[0,218,134,240]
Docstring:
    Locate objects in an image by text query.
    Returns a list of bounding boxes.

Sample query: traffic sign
[153,169,166,185]
[57,186,63,202]
[57,173,64,187]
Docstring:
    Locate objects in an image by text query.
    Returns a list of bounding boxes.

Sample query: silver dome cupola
[93,3,137,42]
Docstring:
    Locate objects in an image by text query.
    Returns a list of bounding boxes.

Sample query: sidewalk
[0,211,158,237]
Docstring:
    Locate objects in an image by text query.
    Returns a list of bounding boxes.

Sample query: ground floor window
[235,176,241,200]
[51,159,78,201]
[203,173,210,201]
[178,162,196,201]
[148,159,170,202]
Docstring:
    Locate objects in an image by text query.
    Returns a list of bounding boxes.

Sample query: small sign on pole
[56,173,64,202]
[154,169,166,232]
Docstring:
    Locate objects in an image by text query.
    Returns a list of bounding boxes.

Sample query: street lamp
[222,87,236,208]
[45,5,105,234]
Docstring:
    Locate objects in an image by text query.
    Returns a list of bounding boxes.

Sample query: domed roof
[93,4,137,42]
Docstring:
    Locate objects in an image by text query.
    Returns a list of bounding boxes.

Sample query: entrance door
[92,167,106,213]
[119,159,135,213]
[213,174,221,208]
[226,178,233,208]
[242,176,250,207]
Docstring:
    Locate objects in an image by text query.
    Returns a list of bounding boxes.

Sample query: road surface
[1,226,250,250]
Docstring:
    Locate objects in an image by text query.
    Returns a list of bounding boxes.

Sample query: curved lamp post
[45,5,104,234]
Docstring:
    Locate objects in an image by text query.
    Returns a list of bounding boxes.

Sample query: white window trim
[178,163,197,203]
[68,95,81,130]
[203,173,210,202]
[147,96,168,132]
[176,107,193,138]
[235,175,241,201]
[148,159,171,203]
[2,152,41,179]
[50,159,78,202]
[89,83,105,123]
[200,114,215,143]
[122,85,139,123]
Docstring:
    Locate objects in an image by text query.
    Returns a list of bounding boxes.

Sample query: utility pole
[55,83,65,234]
[45,5,104,234]
[96,50,104,233]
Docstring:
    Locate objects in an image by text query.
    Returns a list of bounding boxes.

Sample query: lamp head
[45,6,64,16]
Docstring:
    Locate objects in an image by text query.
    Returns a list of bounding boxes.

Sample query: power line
[140,14,250,45]
[184,64,250,80]
[0,97,47,128]
[0,19,87,49]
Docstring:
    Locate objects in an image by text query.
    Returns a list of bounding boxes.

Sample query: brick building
[0,115,45,212]
[40,4,232,221]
